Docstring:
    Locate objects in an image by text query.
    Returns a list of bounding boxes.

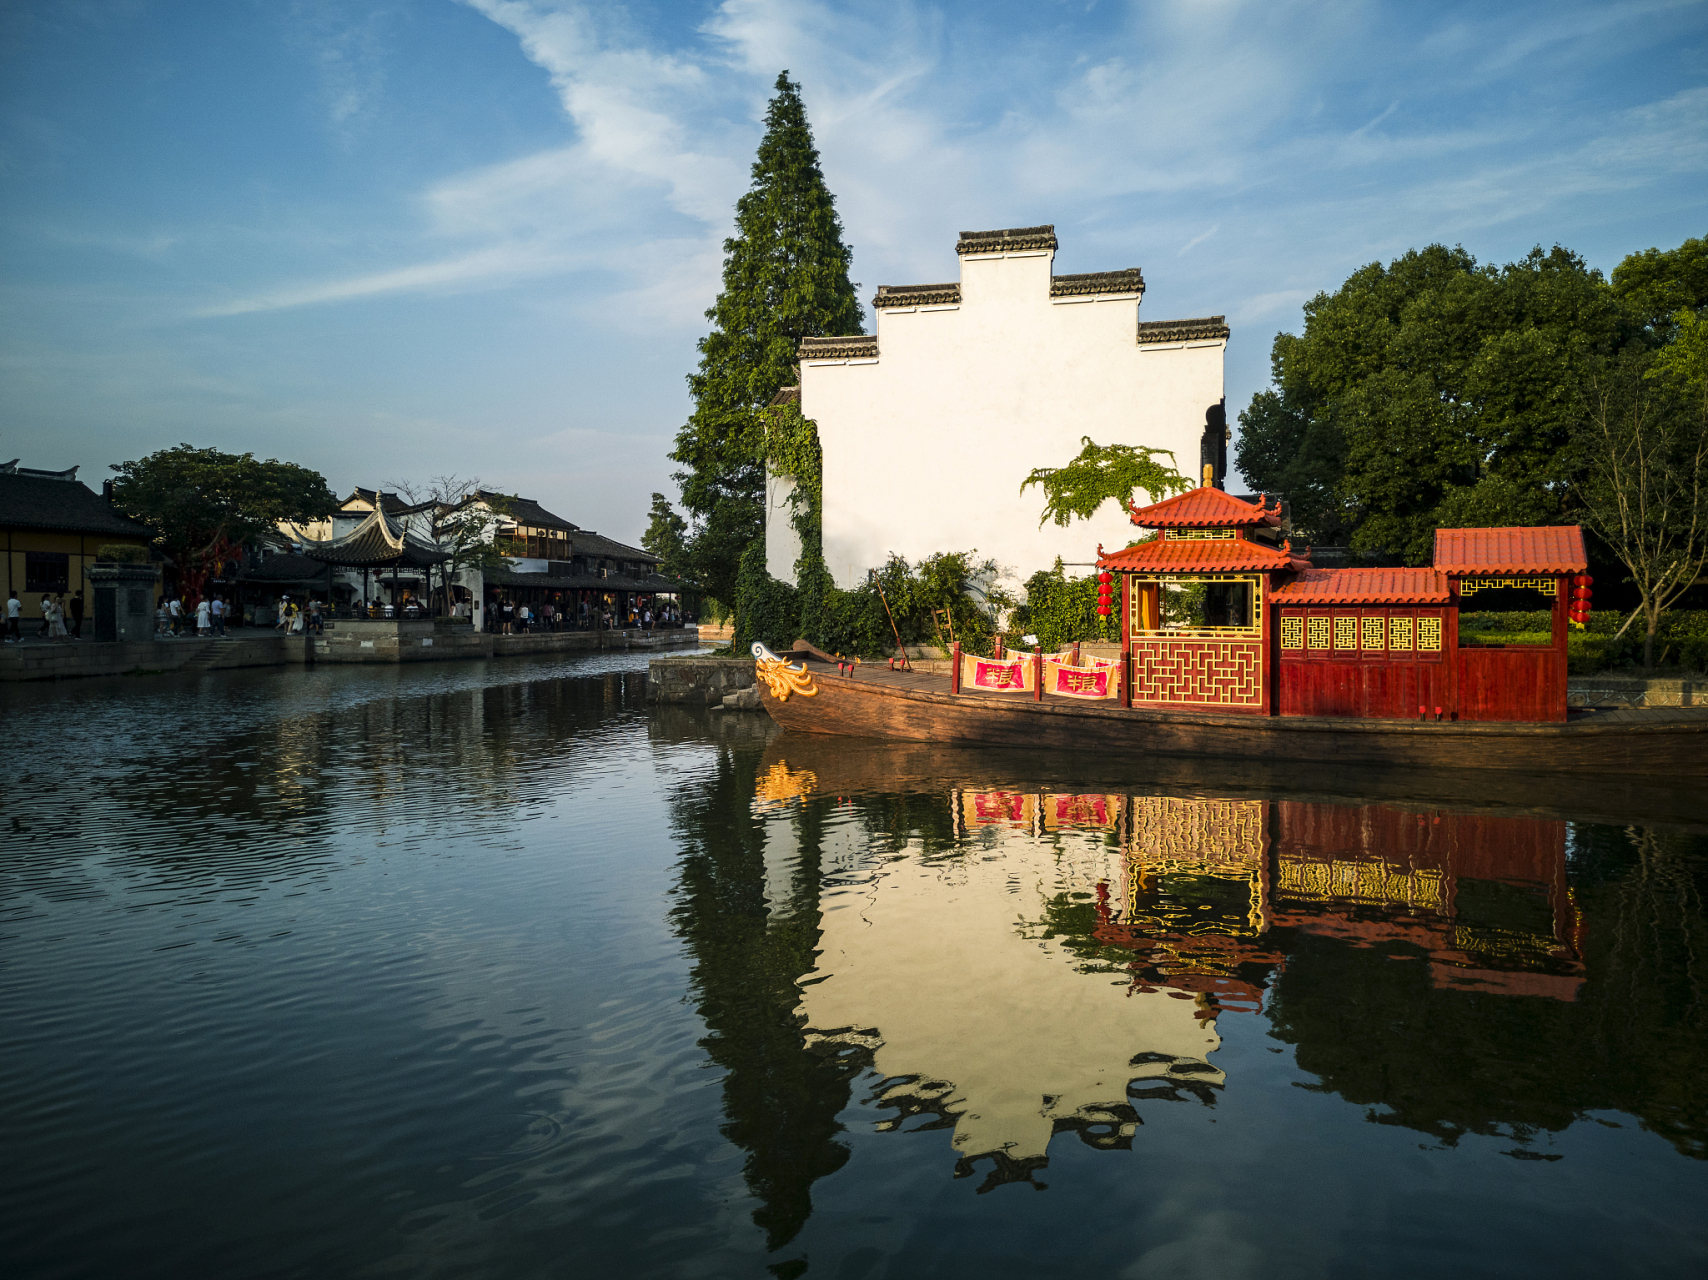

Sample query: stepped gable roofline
[798,334,877,360]
[1271,567,1450,605]
[1096,535,1305,574]
[0,468,154,537]
[957,225,1058,254]
[768,385,800,407]
[1434,525,1588,576]
[872,282,961,309]
[1050,268,1145,298]
[344,486,416,515]
[1137,316,1230,345]
[1127,486,1282,529]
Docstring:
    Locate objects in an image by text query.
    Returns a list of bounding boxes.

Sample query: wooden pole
[872,569,910,671]
[1033,645,1043,702]
[1120,573,1133,709]
[950,641,961,694]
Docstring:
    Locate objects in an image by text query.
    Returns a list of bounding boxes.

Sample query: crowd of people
[3,588,83,643]
[481,596,686,634]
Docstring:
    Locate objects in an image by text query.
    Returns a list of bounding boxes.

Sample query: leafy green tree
[1020,436,1189,527]
[1611,235,1708,337]
[640,492,689,579]
[1236,244,1629,563]
[110,444,337,593]
[672,71,864,608]
[1572,341,1708,668]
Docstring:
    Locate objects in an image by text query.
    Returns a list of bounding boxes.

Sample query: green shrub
[1009,561,1110,653]
[95,543,148,563]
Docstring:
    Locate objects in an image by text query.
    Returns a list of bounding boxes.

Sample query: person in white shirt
[4,590,20,643]
[195,598,211,635]
[211,596,226,636]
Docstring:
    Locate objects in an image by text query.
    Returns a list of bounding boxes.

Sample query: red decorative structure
[1095,489,1589,723]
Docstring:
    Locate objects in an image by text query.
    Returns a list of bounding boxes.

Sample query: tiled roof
[1270,568,1450,605]
[246,553,335,584]
[0,471,155,537]
[483,492,579,534]
[1137,317,1230,345]
[302,508,449,568]
[1433,526,1587,575]
[570,529,660,564]
[799,335,878,360]
[957,225,1057,254]
[486,566,676,592]
[768,385,800,407]
[873,283,960,309]
[1050,269,1145,298]
[1098,536,1302,574]
[1128,486,1282,529]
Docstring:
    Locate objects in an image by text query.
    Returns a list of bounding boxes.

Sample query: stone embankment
[1,624,702,682]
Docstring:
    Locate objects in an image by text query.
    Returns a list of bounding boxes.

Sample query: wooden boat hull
[757,668,1708,780]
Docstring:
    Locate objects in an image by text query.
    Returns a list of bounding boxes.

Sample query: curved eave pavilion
[301,507,451,571]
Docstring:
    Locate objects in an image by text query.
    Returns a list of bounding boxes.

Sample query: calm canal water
[3,653,1705,1279]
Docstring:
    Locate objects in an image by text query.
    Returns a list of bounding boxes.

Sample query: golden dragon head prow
[752,641,819,702]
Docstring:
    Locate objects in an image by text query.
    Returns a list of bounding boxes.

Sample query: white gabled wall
[789,242,1225,590]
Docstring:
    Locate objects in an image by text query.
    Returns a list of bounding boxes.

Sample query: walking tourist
[308,598,323,634]
[275,596,291,633]
[156,598,171,637]
[38,594,52,638]
[5,589,20,643]
[69,591,84,638]
[210,596,225,636]
[48,595,69,643]
[168,595,182,636]
[196,597,211,636]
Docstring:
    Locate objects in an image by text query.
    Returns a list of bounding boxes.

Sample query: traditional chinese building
[0,461,155,619]
[1095,490,1587,722]
[771,224,1230,589]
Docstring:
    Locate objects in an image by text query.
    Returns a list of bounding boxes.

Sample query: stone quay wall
[0,625,704,682]
[646,657,758,704]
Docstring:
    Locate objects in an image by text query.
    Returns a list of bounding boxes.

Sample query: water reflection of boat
[752,733,1708,832]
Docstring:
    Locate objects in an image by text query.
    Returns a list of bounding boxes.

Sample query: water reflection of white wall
[797,825,1223,1172]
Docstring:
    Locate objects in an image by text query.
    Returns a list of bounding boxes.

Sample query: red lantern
[1573,587,1590,600]
[1098,571,1113,585]
[1096,605,1112,617]
[1575,574,1593,587]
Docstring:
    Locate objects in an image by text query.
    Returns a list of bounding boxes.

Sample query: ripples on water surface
[2,654,1705,1279]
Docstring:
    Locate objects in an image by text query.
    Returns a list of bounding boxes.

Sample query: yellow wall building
[2,462,155,620]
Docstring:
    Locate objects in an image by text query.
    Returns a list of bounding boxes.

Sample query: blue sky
[2,0,1704,544]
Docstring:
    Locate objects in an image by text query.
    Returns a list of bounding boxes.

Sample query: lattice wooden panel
[1307,617,1331,650]
[1361,617,1385,650]
[1131,638,1264,706]
[1418,617,1443,651]
[1388,616,1414,651]
[1333,616,1358,650]
[1281,616,1304,650]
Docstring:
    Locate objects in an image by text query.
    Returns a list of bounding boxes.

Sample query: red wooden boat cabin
[1095,488,1588,723]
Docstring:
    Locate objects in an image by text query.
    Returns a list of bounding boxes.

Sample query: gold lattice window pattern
[1361,617,1386,650]
[1459,577,1557,596]
[1166,527,1236,540]
[1418,616,1442,651]
[1281,616,1304,649]
[1389,616,1414,651]
[1130,638,1264,707]
[1333,616,1358,650]
[1307,617,1331,650]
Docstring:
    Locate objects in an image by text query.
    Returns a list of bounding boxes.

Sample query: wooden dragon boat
[750,491,1708,782]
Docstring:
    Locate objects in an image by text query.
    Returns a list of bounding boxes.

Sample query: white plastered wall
[792,248,1225,590]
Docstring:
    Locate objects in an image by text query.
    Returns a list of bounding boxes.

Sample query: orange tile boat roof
[1270,568,1451,605]
[1128,486,1282,528]
[1098,536,1304,574]
[1433,526,1587,575]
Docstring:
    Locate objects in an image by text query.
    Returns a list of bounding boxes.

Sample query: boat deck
[816,661,1708,724]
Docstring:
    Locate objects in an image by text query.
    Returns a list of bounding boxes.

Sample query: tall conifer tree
[672,72,863,606]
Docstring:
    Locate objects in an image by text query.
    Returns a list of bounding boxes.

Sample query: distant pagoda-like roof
[1128,487,1283,529]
